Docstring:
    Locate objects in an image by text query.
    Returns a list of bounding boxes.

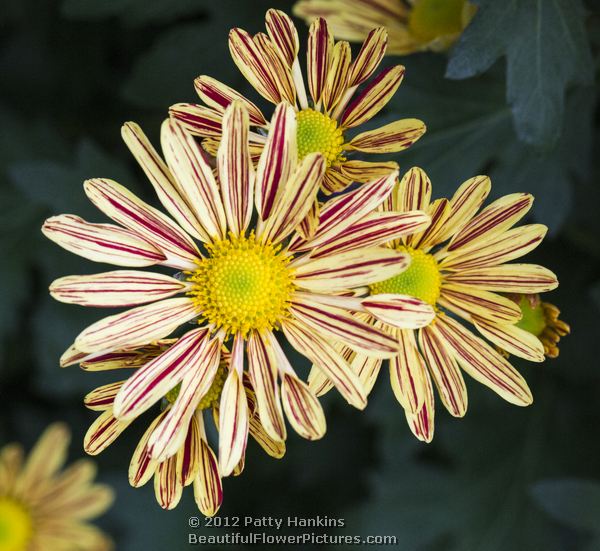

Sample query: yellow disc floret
[409,0,467,42]
[186,232,294,336]
[296,109,345,167]
[369,247,441,306]
[166,363,228,410]
[0,498,32,551]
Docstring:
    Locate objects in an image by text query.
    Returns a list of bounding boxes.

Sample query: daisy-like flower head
[505,294,570,359]
[76,342,284,517]
[310,167,559,442]
[0,423,113,551]
[43,102,433,482]
[170,9,426,195]
[294,0,477,55]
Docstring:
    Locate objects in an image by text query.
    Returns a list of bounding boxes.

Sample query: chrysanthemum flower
[43,102,433,478]
[293,0,477,55]
[74,342,283,517]
[0,423,113,551]
[170,9,426,195]
[504,294,570,359]
[310,167,559,442]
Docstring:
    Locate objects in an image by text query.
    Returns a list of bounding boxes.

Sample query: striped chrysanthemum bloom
[0,423,113,550]
[310,167,559,442]
[43,102,433,479]
[77,343,284,517]
[293,0,477,55]
[170,9,426,196]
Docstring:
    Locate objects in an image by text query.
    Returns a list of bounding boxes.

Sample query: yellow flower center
[186,233,294,336]
[166,364,228,410]
[0,498,32,551]
[296,109,345,167]
[369,247,441,306]
[515,296,547,337]
[409,0,467,41]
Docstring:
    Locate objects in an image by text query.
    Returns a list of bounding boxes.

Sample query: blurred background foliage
[1,0,599,549]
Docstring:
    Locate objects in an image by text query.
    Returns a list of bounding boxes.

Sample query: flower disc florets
[296,109,345,167]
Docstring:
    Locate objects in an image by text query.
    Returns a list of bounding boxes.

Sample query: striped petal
[265,9,299,67]
[255,103,297,220]
[229,28,295,104]
[129,411,167,488]
[389,329,427,414]
[291,293,399,357]
[84,410,131,456]
[435,315,533,406]
[112,327,209,420]
[448,193,533,252]
[395,166,431,214]
[348,27,388,86]
[412,198,450,250]
[281,373,326,440]
[75,298,198,354]
[247,331,287,442]
[249,413,286,458]
[147,336,222,461]
[154,454,182,510]
[84,381,124,411]
[291,170,398,252]
[473,318,545,362]
[444,264,559,293]
[168,103,222,137]
[339,159,398,183]
[362,294,435,329]
[438,284,522,324]
[42,215,165,267]
[160,119,228,241]
[307,17,333,105]
[259,153,325,244]
[351,353,383,396]
[347,118,426,153]
[322,40,351,112]
[218,101,254,236]
[294,247,410,292]
[311,210,430,258]
[50,271,186,308]
[441,224,547,271]
[419,325,468,417]
[121,122,206,242]
[180,415,201,487]
[194,76,267,126]
[341,65,404,129]
[435,175,491,243]
[218,368,249,477]
[84,178,200,270]
[282,318,367,409]
[405,370,435,443]
[194,435,223,517]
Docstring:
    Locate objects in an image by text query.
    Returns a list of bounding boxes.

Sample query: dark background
[1,0,600,549]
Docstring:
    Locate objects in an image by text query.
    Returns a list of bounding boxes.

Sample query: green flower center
[409,0,466,41]
[186,233,294,336]
[0,498,32,551]
[296,109,345,167]
[166,364,228,410]
[369,247,441,306]
[515,296,546,336]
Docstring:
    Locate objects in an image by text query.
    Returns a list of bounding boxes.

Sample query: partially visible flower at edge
[77,342,284,517]
[43,102,434,487]
[170,9,426,197]
[293,0,477,55]
[0,423,113,551]
[310,167,559,442]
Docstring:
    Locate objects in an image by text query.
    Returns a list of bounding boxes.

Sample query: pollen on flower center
[369,246,441,306]
[0,498,33,551]
[296,109,345,167]
[186,232,294,336]
[408,0,467,41]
